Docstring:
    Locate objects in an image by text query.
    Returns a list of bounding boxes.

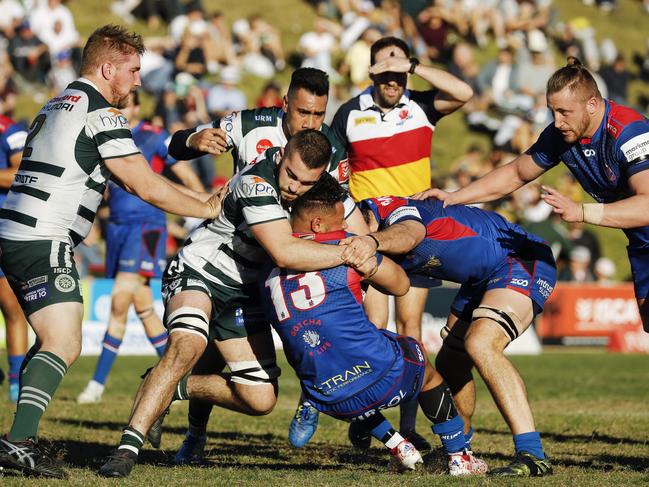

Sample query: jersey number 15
[265,269,327,322]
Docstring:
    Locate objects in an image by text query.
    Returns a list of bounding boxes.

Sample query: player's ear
[311,217,321,233]
[282,95,289,112]
[101,62,114,80]
[586,95,598,115]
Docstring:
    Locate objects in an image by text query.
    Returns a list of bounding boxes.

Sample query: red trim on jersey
[426,217,477,241]
[0,114,14,133]
[606,101,644,140]
[141,121,162,133]
[348,126,433,171]
[347,267,364,305]
[151,154,165,174]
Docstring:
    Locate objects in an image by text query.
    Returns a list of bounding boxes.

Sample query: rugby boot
[348,420,372,449]
[98,448,138,478]
[0,436,67,479]
[401,430,431,451]
[147,406,169,449]
[448,449,489,476]
[175,432,207,465]
[389,440,423,471]
[288,401,319,448]
[488,452,553,477]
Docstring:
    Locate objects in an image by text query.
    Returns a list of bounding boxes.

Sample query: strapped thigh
[472,306,523,342]
[165,306,209,343]
[229,358,281,386]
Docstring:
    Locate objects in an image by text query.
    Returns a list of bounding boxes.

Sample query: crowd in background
[1,0,648,284]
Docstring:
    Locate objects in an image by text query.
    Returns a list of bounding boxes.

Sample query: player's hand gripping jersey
[261,230,401,405]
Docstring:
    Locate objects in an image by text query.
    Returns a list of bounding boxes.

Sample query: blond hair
[81,25,145,75]
[546,57,601,102]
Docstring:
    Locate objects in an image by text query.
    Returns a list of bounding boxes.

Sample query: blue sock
[369,418,392,441]
[464,426,474,450]
[432,414,465,454]
[8,354,25,386]
[513,431,544,459]
[92,332,122,385]
[148,331,168,357]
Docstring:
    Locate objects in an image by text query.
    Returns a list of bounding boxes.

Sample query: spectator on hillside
[9,21,50,84]
[233,13,286,75]
[170,4,206,43]
[416,2,453,62]
[594,257,616,285]
[255,80,283,108]
[174,24,209,79]
[206,66,246,119]
[339,27,381,94]
[205,10,238,68]
[477,46,532,114]
[0,0,26,40]
[516,30,555,98]
[559,246,595,283]
[599,54,633,105]
[299,16,339,77]
[30,0,81,64]
[140,37,175,95]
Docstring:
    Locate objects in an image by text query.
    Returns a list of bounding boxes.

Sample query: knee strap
[165,306,209,343]
[472,306,522,342]
[229,358,281,386]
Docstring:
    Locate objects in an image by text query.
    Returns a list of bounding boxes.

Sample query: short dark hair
[370,36,410,65]
[288,67,329,99]
[284,129,331,170]
[292,172,346,219]
[547,56,601,101]
[81,24,145,75]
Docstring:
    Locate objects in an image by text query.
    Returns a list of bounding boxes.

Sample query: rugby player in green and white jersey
[167,67,369,454]
[0,25,223,480]
[99,129,377,478]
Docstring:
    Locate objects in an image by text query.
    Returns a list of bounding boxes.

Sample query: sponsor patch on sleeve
[239,174,278,198]
[621,132,649,163]
[386,206,422,225]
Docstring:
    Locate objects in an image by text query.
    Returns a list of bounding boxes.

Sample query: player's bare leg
[463,288,552,476]
[99,290,210,477]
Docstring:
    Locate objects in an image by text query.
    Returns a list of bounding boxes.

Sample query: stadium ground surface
[0,349,647,486]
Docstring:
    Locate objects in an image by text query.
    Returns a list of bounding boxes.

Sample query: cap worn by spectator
[570,246,591,263]
[595,257,615,278]
[528,29,548,53]
[220,66,241,84]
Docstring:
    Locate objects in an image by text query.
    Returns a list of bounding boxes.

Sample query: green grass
[1,350,648,485]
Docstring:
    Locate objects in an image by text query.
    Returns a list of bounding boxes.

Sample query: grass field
[1,350,648,486]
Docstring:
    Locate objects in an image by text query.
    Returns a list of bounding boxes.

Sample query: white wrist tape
[583,203,604,225]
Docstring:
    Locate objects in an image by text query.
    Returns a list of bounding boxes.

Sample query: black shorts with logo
[0,238,83,316]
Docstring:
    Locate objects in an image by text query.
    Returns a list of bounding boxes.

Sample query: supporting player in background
[77,91,205,404]
[0,114,28,403]
[416,57,649,333]
[168,68,369,453]
[261,175,487,474]
[98,130,373,478]
[345,196,557,477]
[330,36,473,450]
[0,24,223,480]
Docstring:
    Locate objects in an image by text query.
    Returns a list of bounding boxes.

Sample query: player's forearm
[135,173,214,218]
[374,221,425,254]
[271,238,344,271]
[0,167,18,188]
[366,256,409,297]
[168,127,205,160]
[414,64,473,109]
[167,178,211,203]
[451,163,526,205]
[592,195,649,229]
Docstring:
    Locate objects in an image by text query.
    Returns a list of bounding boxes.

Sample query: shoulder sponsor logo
[620,132,649,163]
[54,274,76,293]
[99,108,129,128]
[337,160,350,183]
[241,175,277,197]
[387,206,420,225]
[254,114,274,123]
[223,112,237,133]
[45,94,80,113]
[256,138,273,154]
[354,116,376,126]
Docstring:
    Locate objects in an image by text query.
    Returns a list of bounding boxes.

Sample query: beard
[374,84,404,109]
[561,111,591,143]
[111,86,132,109]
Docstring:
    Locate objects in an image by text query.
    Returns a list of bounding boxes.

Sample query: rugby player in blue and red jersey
[77,91,204,405]
[260,175,488,475]
[415,58,649,474]
[342,195,557,477]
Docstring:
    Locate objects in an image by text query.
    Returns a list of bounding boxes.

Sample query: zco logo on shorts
[54,274,76,293]
[510,278,529,287]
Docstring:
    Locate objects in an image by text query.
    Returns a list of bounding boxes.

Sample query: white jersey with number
[0,78,140,245]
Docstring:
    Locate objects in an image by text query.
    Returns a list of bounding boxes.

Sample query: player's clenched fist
[187,127,228,155]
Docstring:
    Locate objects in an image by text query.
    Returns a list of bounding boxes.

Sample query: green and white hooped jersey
[178,148,289,289]
[0,78,140,246]
[199,106,351,185]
